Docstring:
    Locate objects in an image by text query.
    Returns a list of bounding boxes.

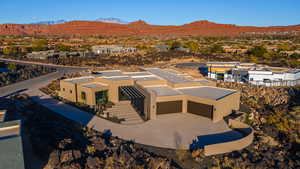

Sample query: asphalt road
[0,59,87,97]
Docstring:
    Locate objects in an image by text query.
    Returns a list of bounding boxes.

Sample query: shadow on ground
[190,130,244,151]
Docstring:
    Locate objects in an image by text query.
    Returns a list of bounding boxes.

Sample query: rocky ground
[210,82,300,169]
[0,63,55,87]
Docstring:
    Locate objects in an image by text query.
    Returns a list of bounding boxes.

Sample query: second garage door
[187,101,213,119]
[157,100,182,114]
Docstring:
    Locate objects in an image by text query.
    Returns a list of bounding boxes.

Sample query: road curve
[0,59,87,97]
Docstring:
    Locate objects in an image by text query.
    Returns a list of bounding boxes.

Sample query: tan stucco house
[59,68,240,123]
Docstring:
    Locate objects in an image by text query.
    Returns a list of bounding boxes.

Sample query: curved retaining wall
[204,119,254,156]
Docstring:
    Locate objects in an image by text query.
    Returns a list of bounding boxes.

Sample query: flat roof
[178,86,236,101]
[82,82,108,88]
[133,76,162,81]
[194,79,212,83]
[146,86,182,97]
[104,76,132,81]
[0,120,24,169]
[65,77,94,84]
[144,68,194,84]
[123,72,152,77]
[95,70,125,77]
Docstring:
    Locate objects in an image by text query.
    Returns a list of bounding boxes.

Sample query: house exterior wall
[95,77,134,103]
[77,86,94,105]
[184,92,239,122]
[134,83,155,120]
[214,91,240,122]
[59,81,77,102]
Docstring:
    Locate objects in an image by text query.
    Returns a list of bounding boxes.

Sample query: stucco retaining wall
[204,119,253,156]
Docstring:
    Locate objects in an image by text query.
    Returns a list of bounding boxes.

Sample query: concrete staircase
[104,101,144,125]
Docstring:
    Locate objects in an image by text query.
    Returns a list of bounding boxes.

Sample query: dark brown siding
[187,101,213,119]
[157,101,182,114]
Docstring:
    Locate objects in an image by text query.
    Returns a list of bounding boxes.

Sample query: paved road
[0,59,87,97]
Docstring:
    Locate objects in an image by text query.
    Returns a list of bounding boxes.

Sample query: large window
[95,90,108,104]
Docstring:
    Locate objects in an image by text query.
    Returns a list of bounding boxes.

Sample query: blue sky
[0,0,299,26]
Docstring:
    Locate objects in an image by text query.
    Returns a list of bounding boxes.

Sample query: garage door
[157,101,182,114]
[187,101,213,119]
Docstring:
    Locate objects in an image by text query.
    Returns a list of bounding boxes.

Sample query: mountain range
[1,19,300,37]
[30,18,128,25]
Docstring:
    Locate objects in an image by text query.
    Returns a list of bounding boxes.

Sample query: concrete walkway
[27,89,242,149]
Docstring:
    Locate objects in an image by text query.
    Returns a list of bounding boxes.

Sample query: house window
[250,78,253,81]
[70,90,72,94]
[81,92,86,101]
[63,88,65,91]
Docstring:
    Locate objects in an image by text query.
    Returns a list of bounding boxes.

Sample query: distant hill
[95,17,128,24]
[30,20,67,25]
[0,20,300,36]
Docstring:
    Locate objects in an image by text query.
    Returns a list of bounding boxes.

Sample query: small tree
[55,44,71,51]
[249,45,268,58]
[32,39,48,51]
[170,41,182,50]
[210,44,224,53]
[184,41,199,53]
[7,63,17,71]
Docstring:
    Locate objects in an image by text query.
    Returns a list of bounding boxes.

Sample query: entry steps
[104,101,144,125]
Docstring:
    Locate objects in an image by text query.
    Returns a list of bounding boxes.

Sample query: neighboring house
[0,111,25,169]
[248,69,300,86]
[26,50,88,60]
[155,45,170,52]
[91,45,137,54]
[174,46,190,53]
[222,46,248,54]
[205,62,241,80]
[59,68,240,123]
[203,62,300,86]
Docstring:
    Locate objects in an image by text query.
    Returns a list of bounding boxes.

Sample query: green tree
[184,41,199,53]
[170,41,182,50]
[210,44,224,53]
[7,63,17,71]
[3,46,18,55]
[32,39,48,51]
[278,44,292,51]
[55,44,71,51]
[249,45,268,58]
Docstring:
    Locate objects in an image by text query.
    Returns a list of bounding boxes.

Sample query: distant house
[222,46,248,54]
[26,50,87,60]
[203,62,300,86]
[155,45,170,52]
[248,69,300,86]
[175,46,190,53]
[91,45,137,55]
